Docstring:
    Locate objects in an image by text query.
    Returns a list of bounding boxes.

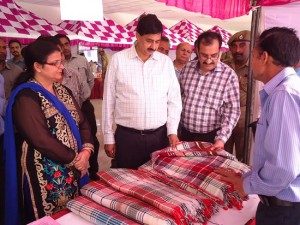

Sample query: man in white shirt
[102,14,182,169]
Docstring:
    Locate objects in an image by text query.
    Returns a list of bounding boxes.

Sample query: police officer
[223,30,251,161]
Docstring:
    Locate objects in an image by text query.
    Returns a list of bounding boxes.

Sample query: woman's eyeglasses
[44,60,63,68]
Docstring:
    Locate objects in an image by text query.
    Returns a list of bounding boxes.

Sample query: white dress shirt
[102,45,182,144]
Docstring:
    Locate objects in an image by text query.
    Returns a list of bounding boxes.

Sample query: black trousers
[114,125,169,169]
[81,99,100,179]
[256,201,300,225]
[180,126,218,144]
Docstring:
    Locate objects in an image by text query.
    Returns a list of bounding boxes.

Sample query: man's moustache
[203,62,214,65]
[234,54,243,57]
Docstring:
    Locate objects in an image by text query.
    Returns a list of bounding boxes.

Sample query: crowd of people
[0,13,300,225]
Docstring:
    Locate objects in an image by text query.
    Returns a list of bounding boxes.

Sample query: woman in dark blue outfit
[4,40,94,225]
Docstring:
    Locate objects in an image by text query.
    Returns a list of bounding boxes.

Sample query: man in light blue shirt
[295,60,300,76]
[215,27,300,225]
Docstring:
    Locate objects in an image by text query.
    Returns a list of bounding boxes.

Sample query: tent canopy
[209,25,232,51]
[156,0,251,20]
[169,19,204,45]
[0,0,77,44]
[58,18,135,48]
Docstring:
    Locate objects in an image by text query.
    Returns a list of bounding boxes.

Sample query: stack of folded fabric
[140,141,250,209]
[66,141,251,225]
[67,196,139,225]
[80,180,177,225]
[98,169,217,224]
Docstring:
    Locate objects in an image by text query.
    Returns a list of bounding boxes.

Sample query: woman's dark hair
[136,14,163,36]
[256,27,300,67]
[196,31,222,51]
[14,40,60,88]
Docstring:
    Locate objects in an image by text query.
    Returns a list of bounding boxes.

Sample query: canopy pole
[243,1,261,164]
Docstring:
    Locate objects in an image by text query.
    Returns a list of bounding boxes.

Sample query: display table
[54,195,259,225]
[90,78,103,99]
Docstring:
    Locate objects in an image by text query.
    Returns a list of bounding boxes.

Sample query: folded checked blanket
[139,161,206,197]
[147,141,251,209]
[97,169,217,225]
[80,180,177,225]
[67,196,139,225]
[139,162,242,210]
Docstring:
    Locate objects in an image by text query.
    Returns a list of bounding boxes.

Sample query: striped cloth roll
[97,169,216,224]
[81,180,177,225]
[149,141,250,209]
[67,196,139,225]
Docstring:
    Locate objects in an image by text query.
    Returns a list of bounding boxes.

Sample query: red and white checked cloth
[67,196,139,225]
[81,180,176,225]
[139,160,205,197]
[97,169,217,225]
[149,141,250,209]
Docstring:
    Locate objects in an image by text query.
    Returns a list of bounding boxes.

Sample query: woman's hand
[80,168,88,178]
[74,150,90,171]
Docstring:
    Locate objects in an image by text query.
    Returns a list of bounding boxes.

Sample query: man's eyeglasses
[199,52,219,60]
[44,60,63,68]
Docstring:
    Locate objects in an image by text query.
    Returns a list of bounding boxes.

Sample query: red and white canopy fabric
[156,0,251,20]
[58,18,135,48]
[169,19,204,45]
[257,0,300,6]
[125,14,187,49]
[209,25,232,51]
[0,0,78,44]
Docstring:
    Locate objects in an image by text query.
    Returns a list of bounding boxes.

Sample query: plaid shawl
[97,169,217,225]
[81,180,176,225]
[148,141,250,209]
[139,161,205,197]
[67,196,139,225]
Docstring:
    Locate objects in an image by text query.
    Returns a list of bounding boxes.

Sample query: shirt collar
[224,59,249,70]
[11,58,24,63]
[68,54,80,61]
[295,67,300,76]
[263,67,295,95]
[128,44,158,61]
[2,62,12,71]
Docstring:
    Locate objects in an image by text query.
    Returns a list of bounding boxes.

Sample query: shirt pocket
[200,94,223,111]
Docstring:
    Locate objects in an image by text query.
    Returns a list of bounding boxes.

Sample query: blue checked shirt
[243,67,300,202]
[179,60,240,143]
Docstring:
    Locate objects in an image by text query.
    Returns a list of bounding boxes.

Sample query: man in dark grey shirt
[0,38,22,99]
[55,34,100,181]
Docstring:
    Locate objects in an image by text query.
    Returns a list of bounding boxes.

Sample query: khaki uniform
[223,59,249,161]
